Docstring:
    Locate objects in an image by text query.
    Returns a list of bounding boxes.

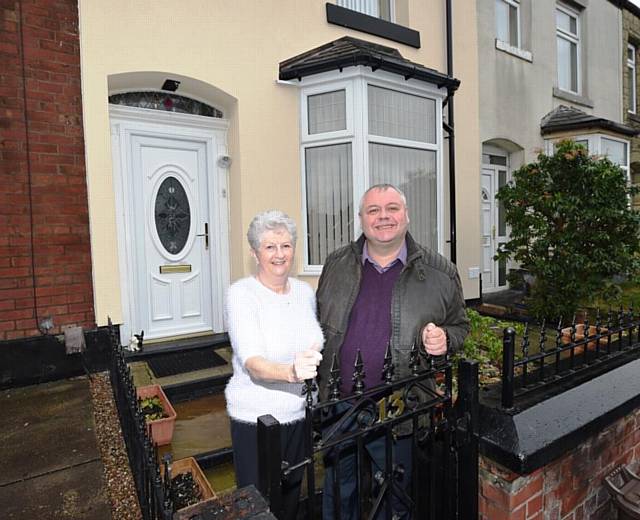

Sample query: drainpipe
[445,0,457,264]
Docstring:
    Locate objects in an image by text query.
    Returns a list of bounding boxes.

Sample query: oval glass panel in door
[154,176,191,255]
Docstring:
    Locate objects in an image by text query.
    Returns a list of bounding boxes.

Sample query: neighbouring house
[1,0,480,352]
[623,0,640,210]
[476,0,637,295]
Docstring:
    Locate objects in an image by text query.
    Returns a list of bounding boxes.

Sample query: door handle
[197,223,209,250]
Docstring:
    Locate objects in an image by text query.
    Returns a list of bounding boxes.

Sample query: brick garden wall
[479,409,640,520]
[0,0,94,340]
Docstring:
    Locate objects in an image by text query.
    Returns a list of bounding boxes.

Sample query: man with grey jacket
[316,183,469,520]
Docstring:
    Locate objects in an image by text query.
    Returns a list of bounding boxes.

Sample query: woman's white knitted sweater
[224,276,324,424]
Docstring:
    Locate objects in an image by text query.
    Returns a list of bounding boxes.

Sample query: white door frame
[109,105,230,343]
[481,157,510,294]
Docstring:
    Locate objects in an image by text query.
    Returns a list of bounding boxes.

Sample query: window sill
[495,39,533,62]
[552,87,594,108]
[326,3,420,48]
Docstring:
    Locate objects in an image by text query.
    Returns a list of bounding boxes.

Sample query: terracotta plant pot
[136,384,177,446]
[164,457,218,519]
[561,324,608,354]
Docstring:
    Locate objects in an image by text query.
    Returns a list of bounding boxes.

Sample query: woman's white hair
[247,210,297,251]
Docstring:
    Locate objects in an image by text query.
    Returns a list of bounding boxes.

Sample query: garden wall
[480,409,640,519]
[478,354,640,520]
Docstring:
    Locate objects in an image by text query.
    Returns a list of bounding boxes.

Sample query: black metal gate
[257,350,479,520]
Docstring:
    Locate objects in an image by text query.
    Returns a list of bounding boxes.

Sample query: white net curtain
[304,83,439,265]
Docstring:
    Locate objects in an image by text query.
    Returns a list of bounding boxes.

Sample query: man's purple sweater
[339,260,403,394]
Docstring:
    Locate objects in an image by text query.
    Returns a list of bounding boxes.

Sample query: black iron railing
[501,307,640,409]
[257,344,479,520]
[107,318,174,520]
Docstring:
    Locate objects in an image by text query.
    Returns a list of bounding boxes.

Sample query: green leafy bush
[495,140,640,319]
[458,309,524,367]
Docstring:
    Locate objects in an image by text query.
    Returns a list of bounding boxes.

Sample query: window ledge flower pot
[164,456,218,519]
[136,384,177,446]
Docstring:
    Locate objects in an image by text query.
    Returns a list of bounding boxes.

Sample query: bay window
[300,69,444,272]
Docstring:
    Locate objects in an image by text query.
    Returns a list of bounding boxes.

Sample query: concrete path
[0,377,111,519]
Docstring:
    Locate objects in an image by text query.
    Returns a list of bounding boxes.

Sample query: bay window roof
[279,36,460,92]
[540,105,639,137]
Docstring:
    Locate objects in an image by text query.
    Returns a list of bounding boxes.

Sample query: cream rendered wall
[451,0,481,300]
[79,0,480,327]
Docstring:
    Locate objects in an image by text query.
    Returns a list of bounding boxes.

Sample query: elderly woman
[225,210,323,520]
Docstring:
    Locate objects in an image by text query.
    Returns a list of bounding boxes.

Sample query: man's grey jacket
[316,233,470,401]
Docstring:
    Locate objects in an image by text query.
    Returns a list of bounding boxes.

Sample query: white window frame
[298,67,445,274]
[495,0,521,49]
[628,43,637,115]
[556,2,581,95]
[545,133,630,180]
[336,0,396,22]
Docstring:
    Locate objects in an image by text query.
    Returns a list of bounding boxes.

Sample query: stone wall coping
[479,357,640,474]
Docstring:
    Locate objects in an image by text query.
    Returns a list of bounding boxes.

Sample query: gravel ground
[89,372,143,520]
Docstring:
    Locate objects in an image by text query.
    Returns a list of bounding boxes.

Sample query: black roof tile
[279,36,459,91]
[541,105,639,137]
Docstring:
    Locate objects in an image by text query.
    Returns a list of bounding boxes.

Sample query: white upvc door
[481,166,509,293]
[110,106,230,342]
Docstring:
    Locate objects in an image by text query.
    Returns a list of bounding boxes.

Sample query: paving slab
[0,377,100,485]
[0,377,111,519]
[0,459,111,519]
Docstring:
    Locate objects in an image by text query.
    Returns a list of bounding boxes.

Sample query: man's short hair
[358,183,408,215]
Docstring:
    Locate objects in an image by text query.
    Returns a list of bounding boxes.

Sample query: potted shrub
[137,384,177,446]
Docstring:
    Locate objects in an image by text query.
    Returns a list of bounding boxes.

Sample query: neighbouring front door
[481,165,508,293]
[110,106,230,342]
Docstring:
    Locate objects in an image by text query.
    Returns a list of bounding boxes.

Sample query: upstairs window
[336,0,394,22]
[495,0,520,48]
[628,44,637,114]
[556,3,580,94]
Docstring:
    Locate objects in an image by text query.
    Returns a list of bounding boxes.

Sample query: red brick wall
[480,409,640,519]
[0,0,94,340]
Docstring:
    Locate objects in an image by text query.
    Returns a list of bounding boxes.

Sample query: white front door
[110,106,230,342]
[481,165,508,293]
[134,134,212,339]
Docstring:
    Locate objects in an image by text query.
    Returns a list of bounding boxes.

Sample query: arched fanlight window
[109,91,223,118]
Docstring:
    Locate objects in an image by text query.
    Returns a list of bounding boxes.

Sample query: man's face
[360,188,409,248]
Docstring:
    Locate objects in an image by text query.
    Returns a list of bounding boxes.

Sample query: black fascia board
[280,54,460,92]
[542,119,640,137]
[326,3,420,49]
[479,356,640,474]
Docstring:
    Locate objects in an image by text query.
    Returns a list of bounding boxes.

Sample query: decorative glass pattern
[155,177,191,255]
[109,92,223,118]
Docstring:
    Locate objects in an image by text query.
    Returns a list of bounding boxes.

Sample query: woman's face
[254,228,294,280]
